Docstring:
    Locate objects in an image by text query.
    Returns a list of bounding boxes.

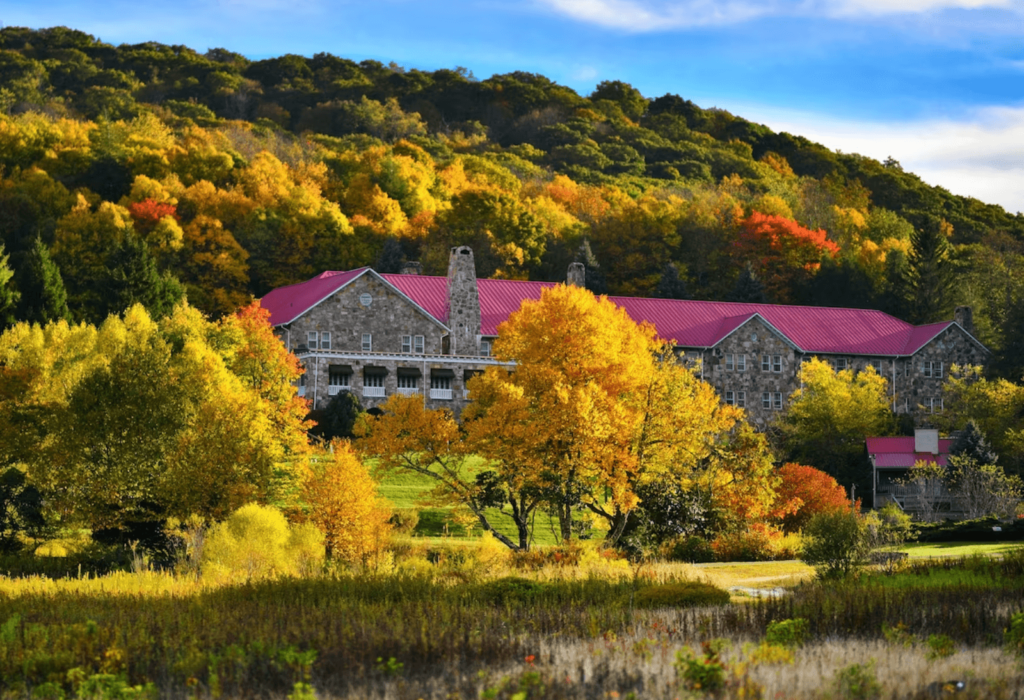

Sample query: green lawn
[900,541,1023,558]
[375,460,563,546]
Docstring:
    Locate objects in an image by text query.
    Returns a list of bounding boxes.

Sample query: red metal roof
[262,270,963,356]
[866,436,953,468]
[261,269,367,326]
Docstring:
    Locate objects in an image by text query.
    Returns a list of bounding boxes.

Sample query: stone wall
[894,325,988,423]
[447,246,482,356]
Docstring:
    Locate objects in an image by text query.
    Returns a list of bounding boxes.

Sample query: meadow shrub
[833,660,882,699]
[481,576,548,604]
[201,504,325,581]
[801,509,867,578]
[666,535,714,563]
[1006,611,1024,657]
[765,618,809,648]
[711,522,798,561]
[632,581,730,608]
[388,508,420,536]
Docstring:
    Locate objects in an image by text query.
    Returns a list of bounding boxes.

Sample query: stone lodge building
[260,246,989,427]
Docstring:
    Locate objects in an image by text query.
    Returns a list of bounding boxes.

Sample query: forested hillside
[1,26,1022,378]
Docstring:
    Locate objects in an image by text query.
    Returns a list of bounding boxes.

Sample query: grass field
[900,541,1022,558]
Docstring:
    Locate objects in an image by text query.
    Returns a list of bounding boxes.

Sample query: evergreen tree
[950,420,998,466]
[653,262,688,300]
[310,390,363,441]
[906,216,956,323]
[726,262,768,304]
[576,240,607,295]
[102,233,185,319]
[375,236,405,274]
[16,238,70,324]
[0,244,20,327]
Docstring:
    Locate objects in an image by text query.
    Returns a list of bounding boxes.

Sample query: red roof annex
[261,270,966,357]
[866,436,952,468]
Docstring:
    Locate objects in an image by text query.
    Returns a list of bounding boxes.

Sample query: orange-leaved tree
[734,211,839,302]
[775,462,852,533]
[300,440,392,564]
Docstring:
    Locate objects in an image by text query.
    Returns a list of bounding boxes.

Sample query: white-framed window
[762,355,770,372]
[431,375,452,391]
[297,373,306,398]
[869,359,882,374]
[401,335,412,353]
[480,340,491,357]
[762,392,771,409]
[328,367,350,395]
[414,335,425,353]
[834,358,848,371]
[364,373,385,388]
[736,391,746,408]
[397,374,418,390]
[772,355,782,373]
[725,391,735,406]
[320,332,331,351]
[362,333,372,352]
[307,331,318,350]
[926,397,943,414]
[736,354,746,372]
[773,392,783,410]
[921,361,943,379]
[725,354,734,371]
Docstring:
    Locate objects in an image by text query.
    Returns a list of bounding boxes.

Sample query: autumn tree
[0,244,19,327]
[300,440,392,564]
[781,358,895,494]
[775,463,851,532]
[734,212,839,303]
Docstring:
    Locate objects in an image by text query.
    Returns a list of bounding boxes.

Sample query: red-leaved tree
[129,199,179,234]
[775,462,853,532]
[734,212,839,302]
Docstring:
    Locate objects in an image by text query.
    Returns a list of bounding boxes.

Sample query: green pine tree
[906,216,956,323]
[654,262,688,300]
[103,233,185,319]
[0,244,20,327]
[17,238,70,324]
[726,262,768,304]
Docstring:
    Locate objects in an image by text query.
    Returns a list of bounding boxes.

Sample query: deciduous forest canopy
[1,26,1023,379]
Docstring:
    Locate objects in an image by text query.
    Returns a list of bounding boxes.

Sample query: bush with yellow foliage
[201,503,324,581]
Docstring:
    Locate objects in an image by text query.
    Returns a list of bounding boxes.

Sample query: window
[364,373,385,388]
[736,354,746,372]
[772,355,782,373]
[402,335,412,353]
[397,374,418,390]
[834,358,848,371]
[736,391,746,408]
[327,367,350,395]
[773,392,783,410]
[921,361,944,379]
[725,354,734,371]
[762,392,771,409]
[762,355,770,372]
[307,331,318,350]
[725,391,735,406]
[480,340,492,357]
[869,359,882,374]
[320,332,331,351]
[431,375,452,391]
[362,333,372,352]
[414,335,425,353]
[927,397,943,414]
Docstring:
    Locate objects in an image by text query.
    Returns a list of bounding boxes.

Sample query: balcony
[397,387,419,396]
[429,388,453,400]
[363,386,386,398]
[328,384,349,396]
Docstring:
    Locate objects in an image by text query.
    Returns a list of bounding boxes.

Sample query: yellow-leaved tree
[300,440,392,565]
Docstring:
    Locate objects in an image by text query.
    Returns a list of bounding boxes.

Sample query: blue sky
[5,0,1024,212]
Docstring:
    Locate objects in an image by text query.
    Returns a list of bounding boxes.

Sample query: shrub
[388,509,420,536]
[676,639,729,693]
[776,463,851,532]
[711,522,795,561]
[765,618,809,648]
[481,576,548,605]
[633,582,730,608]
[202,504,325,581]
[833,660,882,700]
[801,509,866,578]
[666,535,714,563]
[1006,611,1024,657]
[925,634,955,660]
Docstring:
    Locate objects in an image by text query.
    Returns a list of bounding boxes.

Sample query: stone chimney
[446,246,481,356]
[400,261,422,275]
[567,262,586,287]
[954,306,974,335]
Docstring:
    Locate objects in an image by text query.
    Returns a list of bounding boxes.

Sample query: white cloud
[536,0,1019,30]
[732,102,1024,214]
